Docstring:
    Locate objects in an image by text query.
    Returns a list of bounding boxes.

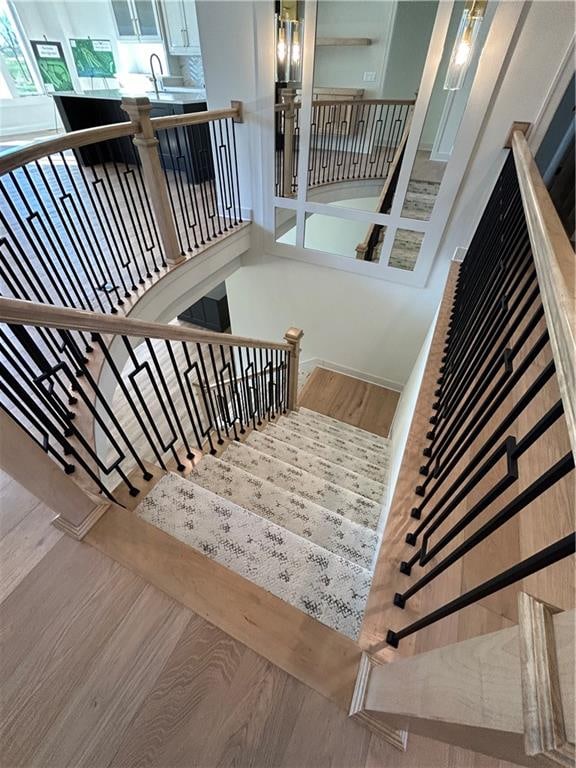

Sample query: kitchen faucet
[149,53,164,97]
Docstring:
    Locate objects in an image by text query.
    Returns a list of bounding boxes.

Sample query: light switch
[363,71,376,82]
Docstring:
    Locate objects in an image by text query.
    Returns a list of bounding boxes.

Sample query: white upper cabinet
[160,0,201,55]
[111,0,161,41]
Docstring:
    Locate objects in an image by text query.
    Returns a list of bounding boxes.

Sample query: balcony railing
[0,297,302,506]
[0,98,244,316]
[359,127,575,650]
[275,95,415,198]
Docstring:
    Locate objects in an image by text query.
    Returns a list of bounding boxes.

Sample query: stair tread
[299,407,390,448]
[287,410,391,452]
[245,430,385,503]
[407,179,441,195]
[279,413,390,461]
[189,455,377,569]
[136,473,371,639]
[404,190,437,202]
[221,442,383,528]
[265,423,387,483]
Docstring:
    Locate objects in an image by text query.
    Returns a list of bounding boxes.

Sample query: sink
[144,88,206,104]
[145,87,205,97]
[164,87,205,94]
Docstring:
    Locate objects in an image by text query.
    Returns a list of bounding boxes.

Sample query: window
[0,0,40,96]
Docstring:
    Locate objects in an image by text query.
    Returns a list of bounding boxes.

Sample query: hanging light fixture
[275,12,303,84]
[444,0,487,91]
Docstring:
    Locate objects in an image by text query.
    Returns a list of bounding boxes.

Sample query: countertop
[52,89,207,106]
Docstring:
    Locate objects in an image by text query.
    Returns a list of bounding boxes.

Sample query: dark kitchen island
[53,89,214,181]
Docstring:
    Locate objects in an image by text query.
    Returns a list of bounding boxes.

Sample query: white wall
[313,1,396,99]
[382,0,437,100]
[223,0,575,391]
[226,248,449,389]
[196,0,256,216]
[386,306,437,506]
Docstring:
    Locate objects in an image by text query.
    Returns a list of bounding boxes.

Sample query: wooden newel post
[121,97,184,266]
[284,326,303,411]
[281,87,297,198]
[0,410,109,539]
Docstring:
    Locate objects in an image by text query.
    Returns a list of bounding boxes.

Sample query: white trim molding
[300,359,404,393]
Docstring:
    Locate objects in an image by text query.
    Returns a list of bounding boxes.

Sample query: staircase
[135,406,390,640]
[402,178,440,220]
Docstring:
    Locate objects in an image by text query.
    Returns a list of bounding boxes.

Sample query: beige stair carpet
[189,454,378,569]
[221,441,383,528]
[136,472,373,639]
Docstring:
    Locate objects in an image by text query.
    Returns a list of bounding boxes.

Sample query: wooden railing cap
[284,327,304,343]
[121,95,153,106]
[0,296,291,353]
[511,127,576,458]
[0,98,243,177]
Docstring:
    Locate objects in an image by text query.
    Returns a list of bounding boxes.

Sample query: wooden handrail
[274,97,416,111]
[0,100,242,177]
[511,128,576,458]
[0,121,136,176]
[149,103,241,132]
[356,109,414,259]
[0,297,291,352]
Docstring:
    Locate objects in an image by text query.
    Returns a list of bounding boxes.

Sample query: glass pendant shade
[444,1,486,90]
[275,14,303,83]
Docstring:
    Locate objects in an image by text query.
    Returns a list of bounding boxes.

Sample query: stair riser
[283,413,390,459]
[299,407,391,448]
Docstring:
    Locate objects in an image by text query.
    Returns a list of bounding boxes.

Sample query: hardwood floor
[0,468,520,767]
[299,367,400,438]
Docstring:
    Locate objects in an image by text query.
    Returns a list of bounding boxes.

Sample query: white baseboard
[300,358,403,393]
[217,205,253,221]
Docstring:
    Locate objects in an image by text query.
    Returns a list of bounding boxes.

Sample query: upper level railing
[0,98,244,317]
[376,128,575,649]
[355,112,413,262]
[275,95,415,198]
[0,296,303,506]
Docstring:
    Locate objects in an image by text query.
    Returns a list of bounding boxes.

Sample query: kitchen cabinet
[52,90,214,181]
[111,0,161,41]
[178,284,230,332]
[161,0,201,55]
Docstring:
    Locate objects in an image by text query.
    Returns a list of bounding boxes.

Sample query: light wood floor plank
[193,649,283,768]
[108,616,244,768]
[0,501,63,604]
[299,367,400,438]
[0,540,145,767]
[0,475,40,540]
[280,683,372,768]
[28,584,191,768]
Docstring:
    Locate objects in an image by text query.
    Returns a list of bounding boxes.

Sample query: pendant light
[275,13,303,84]
[444,0,487,91]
